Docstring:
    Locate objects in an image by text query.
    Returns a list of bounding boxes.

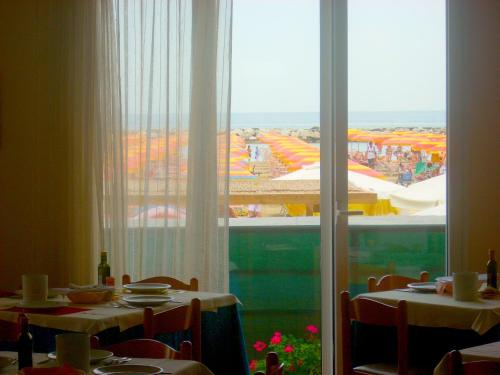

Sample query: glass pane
[231,0,322,373]
[347,0,447,296]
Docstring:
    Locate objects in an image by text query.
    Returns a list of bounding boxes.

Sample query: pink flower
[270,334,282,344]
[253,340,267,352]
[273,331,282,337]
[284,345,294,353]
[306,324,319,334]
[249,359,257,371]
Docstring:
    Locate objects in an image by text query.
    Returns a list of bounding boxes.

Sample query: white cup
[22,274,48,303]
[453,272,479,301]
[56,333,90,372]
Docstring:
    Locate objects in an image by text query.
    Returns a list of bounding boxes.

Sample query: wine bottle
[17,313,33,370]
[98,251,111,286]
[486,249,497,289]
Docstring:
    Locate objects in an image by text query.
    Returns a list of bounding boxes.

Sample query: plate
[48,349,113,364]
[14,289,61,299]
[93,364,163,374]
[0,356,16,369]
[123,283,170,294]
[15,300,68,309]
[122,295,172,307]
[436,274,487,283]
[407,282,437,292]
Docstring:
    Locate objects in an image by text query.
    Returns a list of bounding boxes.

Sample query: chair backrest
[105,338,192,360]
[143,298,201,362]
[0,319,20,342]
[340,291,408,375]
[368,271,429,292]
[254,352,284,375]
[446,350,500,375]
[122,274,199,291]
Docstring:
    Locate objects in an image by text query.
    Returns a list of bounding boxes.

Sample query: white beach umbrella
[274,162,404,198]
[412,203,446,216]
[389,174,446,211]
[347,170,405,199]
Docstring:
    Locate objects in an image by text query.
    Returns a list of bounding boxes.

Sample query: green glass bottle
[487,249,497,289]
[98,251,111,286]
[17,313,33,370]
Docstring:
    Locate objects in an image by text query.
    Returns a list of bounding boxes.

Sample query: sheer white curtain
[61,0,124,284]
[101,0,233,292]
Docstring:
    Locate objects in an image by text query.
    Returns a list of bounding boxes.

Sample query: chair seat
[354,363,432,375]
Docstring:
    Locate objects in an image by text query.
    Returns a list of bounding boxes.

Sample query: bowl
[67,290,113,304]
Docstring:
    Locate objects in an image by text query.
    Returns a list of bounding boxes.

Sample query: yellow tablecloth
[433,341,500,375]
[0,291,238,335]
[357,291,500,335]
[0,351,214,375]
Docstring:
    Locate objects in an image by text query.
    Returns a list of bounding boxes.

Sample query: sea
[125,111,446,131]
[231,111,446,130]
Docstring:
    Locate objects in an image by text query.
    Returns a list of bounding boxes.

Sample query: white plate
[0,356,16,369]
[436,274,487,283]
[122,295,172,307]
[123,283,170,294]
[93,364,163,374]
[48,349,114,364]
[407,282,437,292]
[15,300,68,309]
[14,289,61,299]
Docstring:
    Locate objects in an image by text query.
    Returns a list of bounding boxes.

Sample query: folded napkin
[0,289,17,298]
[20,365,84,375]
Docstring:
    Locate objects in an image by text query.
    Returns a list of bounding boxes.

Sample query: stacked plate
[48,349,114,364]
[123,283,171,294]
[92,364,163,374]
[407,282,437,293]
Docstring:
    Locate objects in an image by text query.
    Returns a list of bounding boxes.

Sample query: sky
[231,0,446,113]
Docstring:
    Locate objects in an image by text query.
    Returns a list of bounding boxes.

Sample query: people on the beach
[386,145,393,162]
[366,141,377,168]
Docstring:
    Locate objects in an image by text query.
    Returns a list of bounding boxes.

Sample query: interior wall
[0,0,69,289]
[448,0,500,273]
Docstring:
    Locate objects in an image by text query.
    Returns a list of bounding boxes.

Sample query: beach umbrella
[389,174,446,211]
[382,137,420,146]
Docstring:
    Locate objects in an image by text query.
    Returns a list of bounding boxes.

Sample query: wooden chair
[255,352,284,375]
[105,338,192,360]
[341,290,409,375]
[368,271,429,292]
[122,274,199,291]
[143,298,201,362]
[446,350,500,375]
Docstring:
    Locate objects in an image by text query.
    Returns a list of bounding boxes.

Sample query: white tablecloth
[0,291,238,335]
[357,291,500,334]
[433,341,500,375]
[0,351,214,375]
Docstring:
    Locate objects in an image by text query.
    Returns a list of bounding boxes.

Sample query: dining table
[0,351,215,374]
[352,290,500,369]
[0,289,249,375]
[433,341,500,375]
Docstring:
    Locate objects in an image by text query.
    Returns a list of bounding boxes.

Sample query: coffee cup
[453,271,478,301]
[55,333,90,372]
[22,274,48,303]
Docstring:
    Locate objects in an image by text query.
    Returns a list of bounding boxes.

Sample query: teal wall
[229,222,446,352]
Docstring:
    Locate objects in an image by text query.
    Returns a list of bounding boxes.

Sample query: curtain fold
[58,0,123,284]
[65,0,233,292]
